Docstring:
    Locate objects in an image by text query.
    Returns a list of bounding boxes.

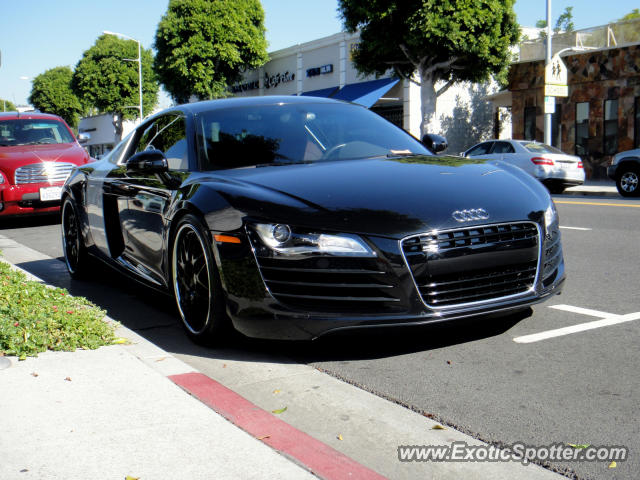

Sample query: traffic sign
[544,96,556,114]
[544,84,568,97]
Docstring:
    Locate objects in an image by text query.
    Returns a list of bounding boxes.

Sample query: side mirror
[422,133,448,153]
[126,149,169,174]
[77,132,90,144]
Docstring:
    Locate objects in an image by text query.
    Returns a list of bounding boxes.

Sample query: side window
[151,116,189,170]
[108,131,135,164]
[467,142,493,156]
[128,115,188,170]
[492,142,515,154]
[135,121,160,153]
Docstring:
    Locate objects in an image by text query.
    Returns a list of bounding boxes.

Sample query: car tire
[61,196,89,279]
[616,165,640,197]
[171,214,229,345]
[547,184,566,194]
[543,181,565,195]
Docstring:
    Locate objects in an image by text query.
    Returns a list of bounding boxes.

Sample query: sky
[1,0,638,107]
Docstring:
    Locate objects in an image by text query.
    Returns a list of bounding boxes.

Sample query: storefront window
[575,102,589,156]
[603,99,618,155]
[524,106,536,140]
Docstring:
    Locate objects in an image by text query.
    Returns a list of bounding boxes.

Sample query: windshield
[0,119,75,146]
[197,102,430,170]
[519,141,564,154]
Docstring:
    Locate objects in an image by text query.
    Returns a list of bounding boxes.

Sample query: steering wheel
[37,137,57,144]
[322,143,347,159]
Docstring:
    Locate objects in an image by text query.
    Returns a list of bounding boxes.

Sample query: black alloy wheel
[61,196,88,278]
[172,214,228,344]
[616,166,640,197]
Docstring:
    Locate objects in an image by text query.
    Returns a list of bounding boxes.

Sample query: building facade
[78,114,136,159]
[508,19,640,178]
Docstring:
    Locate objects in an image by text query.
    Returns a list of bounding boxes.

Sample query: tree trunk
[419,72,438,137]
[112,113,123,142]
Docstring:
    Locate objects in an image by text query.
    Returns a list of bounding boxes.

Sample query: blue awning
[331,78,400,107]
[300,86,340,98]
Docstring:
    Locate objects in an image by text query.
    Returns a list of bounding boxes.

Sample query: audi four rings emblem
[452,208,490,222]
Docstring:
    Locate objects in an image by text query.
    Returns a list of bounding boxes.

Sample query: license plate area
[39,186,63,201]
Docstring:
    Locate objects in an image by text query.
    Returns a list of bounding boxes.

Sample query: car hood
[203,155,550,237]
[0,143,87,172]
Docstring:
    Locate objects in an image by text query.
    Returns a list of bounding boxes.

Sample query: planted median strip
[0,261,116,360]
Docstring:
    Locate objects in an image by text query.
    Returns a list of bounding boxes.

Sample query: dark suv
[607,148,640,197]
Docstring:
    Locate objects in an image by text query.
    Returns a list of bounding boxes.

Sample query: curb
[0,258,388,480]
[562,184,618,197]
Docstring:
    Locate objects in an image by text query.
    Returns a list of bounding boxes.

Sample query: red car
[0,112,92,217]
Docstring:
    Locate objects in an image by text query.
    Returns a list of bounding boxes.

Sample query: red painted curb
[169,372,388,480]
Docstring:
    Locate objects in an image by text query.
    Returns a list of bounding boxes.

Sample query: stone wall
[509,44,640,178]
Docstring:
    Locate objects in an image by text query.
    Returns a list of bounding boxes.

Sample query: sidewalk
[0,240,567,480]
[563,179,618,197]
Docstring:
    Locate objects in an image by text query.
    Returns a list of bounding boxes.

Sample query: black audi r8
[61,96,564,343]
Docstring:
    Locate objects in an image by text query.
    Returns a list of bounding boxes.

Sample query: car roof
[0,111,66,122]
[163,95,353,117]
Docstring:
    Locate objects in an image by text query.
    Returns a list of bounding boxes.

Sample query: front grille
[542,228,562,286]
[402,222,540,308]
[255,256,401,312]
[14,162,75,185]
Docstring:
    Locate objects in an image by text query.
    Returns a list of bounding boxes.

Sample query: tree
[0,99,17,112]
[154,0,269,103]
[339,0,519,135]
[73,34,158,138]
[28,66,84,127]
[620,8,640,20]
[536,6,574,38]
[438,84,495,154]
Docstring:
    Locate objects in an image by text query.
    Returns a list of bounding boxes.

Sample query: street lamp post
[544,0,552,145]
[103,30,143,121]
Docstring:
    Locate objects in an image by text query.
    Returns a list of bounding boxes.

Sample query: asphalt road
[1,194,639,480]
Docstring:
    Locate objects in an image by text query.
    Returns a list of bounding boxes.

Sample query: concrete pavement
[0,238,569,480]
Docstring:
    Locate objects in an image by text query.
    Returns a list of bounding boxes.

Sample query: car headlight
[251,223,376,257]
[544,202,558,236]
[0,172,5,184]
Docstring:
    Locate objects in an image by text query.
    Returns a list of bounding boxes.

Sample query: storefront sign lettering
[306,64,333,77]
[264,71,295,89]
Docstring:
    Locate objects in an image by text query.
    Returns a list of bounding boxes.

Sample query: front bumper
[0,183,63,216]
[535,166,585,185]
[607,164,618,180]
[216,222,566,340]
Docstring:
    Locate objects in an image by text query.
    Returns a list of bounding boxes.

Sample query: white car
[463,139,585,194]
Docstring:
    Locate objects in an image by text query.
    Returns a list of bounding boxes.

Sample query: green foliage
[0,262,115,360]
[620,8,640,20]
[154,0,269,103]
[556,6,574,32]
[28,66,84,127]
[0,98,17,112]
[72,34,158,121]
[339,0,519,85]
[537,6,574,38]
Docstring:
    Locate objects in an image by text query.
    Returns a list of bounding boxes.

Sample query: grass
[0,261,116,360]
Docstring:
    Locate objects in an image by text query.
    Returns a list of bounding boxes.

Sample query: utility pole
[544,0,552,145]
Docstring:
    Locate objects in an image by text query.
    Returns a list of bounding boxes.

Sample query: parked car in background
[463,139,584,194]
[61,96,564,345]
[0,112,91,217]
[607,148,640,197]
